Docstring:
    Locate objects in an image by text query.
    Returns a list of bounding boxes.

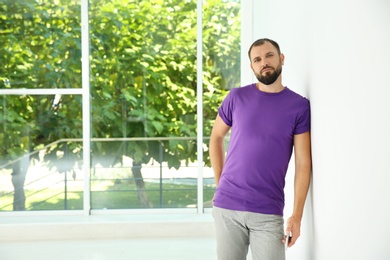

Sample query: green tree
[0,0,83,210]
[0,0,240,210]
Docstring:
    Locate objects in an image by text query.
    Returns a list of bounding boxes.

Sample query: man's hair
[248,38,281,61]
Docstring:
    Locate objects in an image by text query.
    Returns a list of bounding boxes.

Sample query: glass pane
[0,95,83,211]
[202,0,241,207]
[90,139,198,209]
[89,1,198,209]
[0,1,81,89]
[203,163,215,208]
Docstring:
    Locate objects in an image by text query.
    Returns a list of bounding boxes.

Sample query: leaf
[151,121,164,134]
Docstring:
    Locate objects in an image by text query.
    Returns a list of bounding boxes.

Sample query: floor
[0,237,217,260]
[0,212,227,260]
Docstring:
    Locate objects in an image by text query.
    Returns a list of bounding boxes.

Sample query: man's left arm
[284,131,312,247]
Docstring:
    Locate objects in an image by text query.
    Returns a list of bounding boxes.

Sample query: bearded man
[209,38,312,260]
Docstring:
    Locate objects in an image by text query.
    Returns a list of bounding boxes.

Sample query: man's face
[250,42,284,85]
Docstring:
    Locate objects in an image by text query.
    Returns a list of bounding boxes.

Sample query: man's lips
[261,67,273,73]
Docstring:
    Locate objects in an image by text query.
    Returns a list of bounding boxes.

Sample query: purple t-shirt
[213,84,311,216]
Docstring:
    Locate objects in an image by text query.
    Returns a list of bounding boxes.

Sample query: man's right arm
[209,114,231,186]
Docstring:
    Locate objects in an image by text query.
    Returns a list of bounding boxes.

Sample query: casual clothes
[213,206,285,260]
[213,83,311,216]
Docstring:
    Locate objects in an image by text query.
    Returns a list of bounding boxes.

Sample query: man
[209,38,311,260]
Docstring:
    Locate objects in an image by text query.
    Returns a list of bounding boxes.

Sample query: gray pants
[212,206,285,260]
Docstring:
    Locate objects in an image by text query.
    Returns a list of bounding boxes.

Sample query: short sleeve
[217,90,234,127]
[294,99,311,135]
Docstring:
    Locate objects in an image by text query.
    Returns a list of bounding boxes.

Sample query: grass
[0,182,215,211]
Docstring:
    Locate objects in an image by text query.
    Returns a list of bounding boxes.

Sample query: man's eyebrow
[252,56,260,62]
[265,51,276,56]
[252,51,276,62]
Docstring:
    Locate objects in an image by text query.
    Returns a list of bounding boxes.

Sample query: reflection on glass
[0,95,83,211]
[0,1,81,89]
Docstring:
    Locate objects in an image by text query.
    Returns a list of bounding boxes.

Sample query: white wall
[245,0,390,259]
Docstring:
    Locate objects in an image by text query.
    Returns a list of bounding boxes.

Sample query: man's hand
[283,215,301,248]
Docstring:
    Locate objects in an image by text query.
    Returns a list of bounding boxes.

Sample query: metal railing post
[159,142,163,208]
[64,170,68,210]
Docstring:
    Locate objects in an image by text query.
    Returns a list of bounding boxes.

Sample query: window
[0,0,240,213]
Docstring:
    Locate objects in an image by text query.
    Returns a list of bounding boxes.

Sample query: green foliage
[0,0,82,167]
[0,0,240,170]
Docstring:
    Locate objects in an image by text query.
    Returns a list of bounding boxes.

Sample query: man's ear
[280,53,285,65]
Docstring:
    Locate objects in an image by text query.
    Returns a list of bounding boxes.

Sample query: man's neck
[256,82,284,93]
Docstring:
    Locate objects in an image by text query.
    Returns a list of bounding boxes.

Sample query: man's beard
[255,65,282,85]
